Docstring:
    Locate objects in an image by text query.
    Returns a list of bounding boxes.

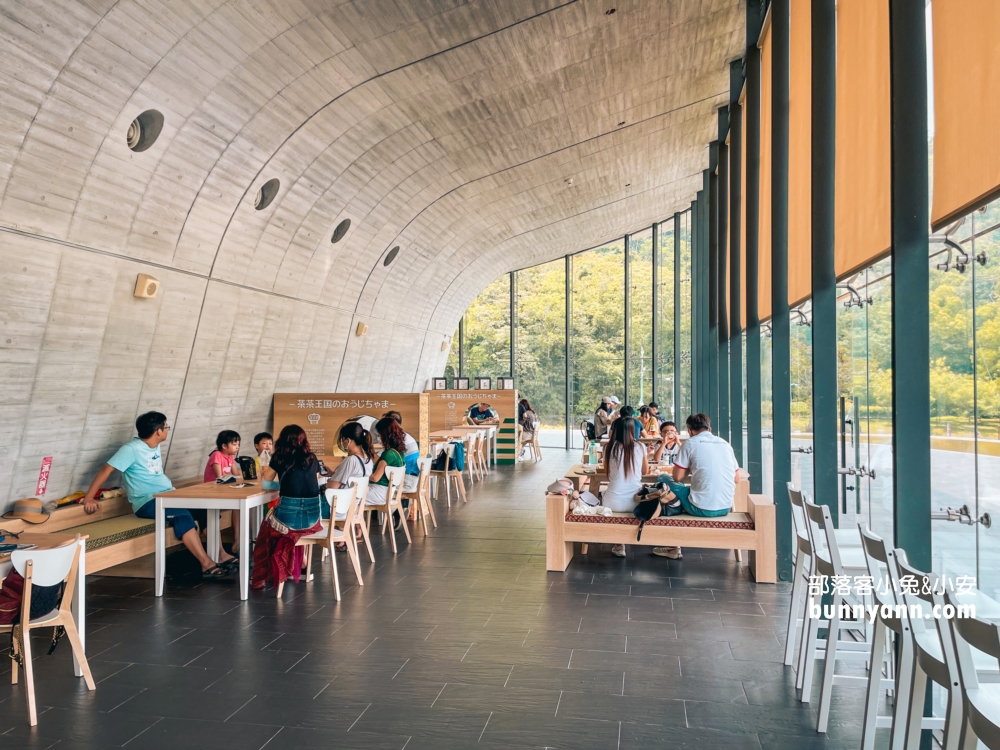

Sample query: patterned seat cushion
[565,511,754,531]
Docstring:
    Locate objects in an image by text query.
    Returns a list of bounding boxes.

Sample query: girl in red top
[204,430,242,554]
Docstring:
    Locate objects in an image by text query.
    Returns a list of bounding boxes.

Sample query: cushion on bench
[565,511,754,530]
[61,516,159,551]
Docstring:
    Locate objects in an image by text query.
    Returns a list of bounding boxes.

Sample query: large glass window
[679,212,693,419]
[514,259,566,448]
[790,302,813,497]
[570,240,625,447]
[627,228,653,405]
[656,221,675,417]
[463,275,511,384]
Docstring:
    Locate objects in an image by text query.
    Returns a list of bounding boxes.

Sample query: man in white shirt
[653,413,740,560]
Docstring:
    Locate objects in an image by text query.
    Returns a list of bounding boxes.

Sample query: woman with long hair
[366,417,407,515]
[638,406,658,438]
[601,416,649,558]
[251,424,325,590]
[593,397,615,439]
[327,422,376,525]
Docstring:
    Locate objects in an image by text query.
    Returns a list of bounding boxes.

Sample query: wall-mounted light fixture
[134,274,159,298]
[356,322,368,337]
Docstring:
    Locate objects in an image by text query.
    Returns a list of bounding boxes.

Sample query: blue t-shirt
[107,438,175,513]
[470,407,494,423]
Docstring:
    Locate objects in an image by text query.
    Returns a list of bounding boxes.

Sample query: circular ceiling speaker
[383,246,400,267]
[254,178,280,210]
[331,218,351,243]
[126,110,164,152]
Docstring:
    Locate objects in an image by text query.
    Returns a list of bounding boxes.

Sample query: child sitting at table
[205,430,243,553]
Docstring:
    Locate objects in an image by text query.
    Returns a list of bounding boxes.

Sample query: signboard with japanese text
[424,389,519,464]
[273,392,429,463]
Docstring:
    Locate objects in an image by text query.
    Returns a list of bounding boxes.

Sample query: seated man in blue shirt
[81,411,235,579]
[468,403,498,424]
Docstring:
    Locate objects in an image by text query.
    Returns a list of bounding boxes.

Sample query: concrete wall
[0,0,742,508]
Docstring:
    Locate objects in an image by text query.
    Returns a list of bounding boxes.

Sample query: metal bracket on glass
[837,283,872,308]
[932,504,992,528]
[838,465,876,480]
[791,309,811,327]
[931,237,970,273]
[792,446,813,454]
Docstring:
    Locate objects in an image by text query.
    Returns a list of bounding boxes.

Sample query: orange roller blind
[758,20,773,322]
[740,89,747,332]
[787,0,811,307]
[931,0,1000,231]
[835,0,891,277]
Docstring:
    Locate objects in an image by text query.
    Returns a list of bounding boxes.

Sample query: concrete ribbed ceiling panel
[0,0,742,491]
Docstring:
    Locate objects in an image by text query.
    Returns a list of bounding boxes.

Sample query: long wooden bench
[545,480,777,583]
[3,479,230,577]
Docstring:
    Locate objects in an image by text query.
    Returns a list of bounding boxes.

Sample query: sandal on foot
[202,564,230,580]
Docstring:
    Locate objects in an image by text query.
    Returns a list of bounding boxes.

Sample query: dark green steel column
[745,0,764,495]
[652,222,659,405]
[692,195,702,412]
[729,60,745,466]
[811,0,838,522]
[708,150,720,428]
[458,317,466,378]
[565,254,572,449]
[718,108,731,442]
[771,0,793,581]
[700,175,712,416]
[624,233,631,406]
[889,0,931,569]
[673,212,682,422]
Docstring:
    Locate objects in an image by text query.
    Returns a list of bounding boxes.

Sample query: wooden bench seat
[2,477,229,577]
[545,487,777,583]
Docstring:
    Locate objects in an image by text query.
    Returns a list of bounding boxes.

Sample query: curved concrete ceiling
[0,0,742,495]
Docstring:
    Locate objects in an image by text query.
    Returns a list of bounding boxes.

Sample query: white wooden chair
[367,465,410,554]
[476,430,491,475]
[947,589,1000,749]
[783,484,861,668]
[800,496,870,731]
[859,525,907,750]
[2,536,94,726]
[401,457,436,535]
[430,442,467,507]
[290,486,366,601]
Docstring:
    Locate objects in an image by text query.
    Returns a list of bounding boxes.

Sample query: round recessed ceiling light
[383,246,400,267]
[331,218,351,243]
[254,178,280,210]
[126,109,164,152]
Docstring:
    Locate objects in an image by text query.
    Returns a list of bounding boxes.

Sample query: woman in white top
[328,422,375,523]
[601,417,648,558]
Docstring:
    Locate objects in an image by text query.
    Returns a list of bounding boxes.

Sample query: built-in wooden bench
[3,478,230,577]
[545,478,777,583]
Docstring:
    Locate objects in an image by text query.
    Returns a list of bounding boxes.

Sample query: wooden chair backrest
[383,465,405,502]
[12,536,80,619]
[325,486,357,527]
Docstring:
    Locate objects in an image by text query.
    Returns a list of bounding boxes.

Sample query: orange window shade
[787,0,811,307]
[834,0,891,277]
[931,0,1000,231]
[740,91,747,331]
[758,21,773,323]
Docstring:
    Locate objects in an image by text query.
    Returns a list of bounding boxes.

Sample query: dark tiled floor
[0,451,877,749]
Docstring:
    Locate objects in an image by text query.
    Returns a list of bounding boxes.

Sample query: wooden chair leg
[329,542,341,601]
[305,545,314,582]
[10,634,18,685]
[61,618,95,690]
[426,494,438,528]
[734,549,743,562]
[420,498,431,535]
[358,518,375,562]
[398,504,412,544]
[456,474,467,503]
[276,580,285,598]
[346,534,364,586]
[21,626,37,726]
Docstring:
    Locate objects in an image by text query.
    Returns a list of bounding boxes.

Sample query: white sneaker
[653,546,683,559]
[611,544,626,557]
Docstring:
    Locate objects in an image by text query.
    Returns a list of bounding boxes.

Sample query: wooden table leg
[239,504,250,600]
[155,498,166,597]
[73,539,86,677]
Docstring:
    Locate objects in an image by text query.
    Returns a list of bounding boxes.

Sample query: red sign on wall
[36,456,52,496]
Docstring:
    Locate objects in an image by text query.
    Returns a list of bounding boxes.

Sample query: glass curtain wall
[513,259,566,448]
[570,240,626,448]
[447,212,692,451]
[656,222,675,415]
[463,276,511,384]
[790,302,814,497]
[627,229,654,406]
[679,212,693,418]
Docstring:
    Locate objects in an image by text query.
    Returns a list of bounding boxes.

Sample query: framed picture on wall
[498,377,514,390]
[454,377,470,390]
[474,377,492,390]
[432,377,447,390]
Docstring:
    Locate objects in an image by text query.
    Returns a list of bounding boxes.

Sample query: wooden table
[429,430,479,483]
[567,462,683,494]
[154,482,278,600]
[0,533,88,677]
